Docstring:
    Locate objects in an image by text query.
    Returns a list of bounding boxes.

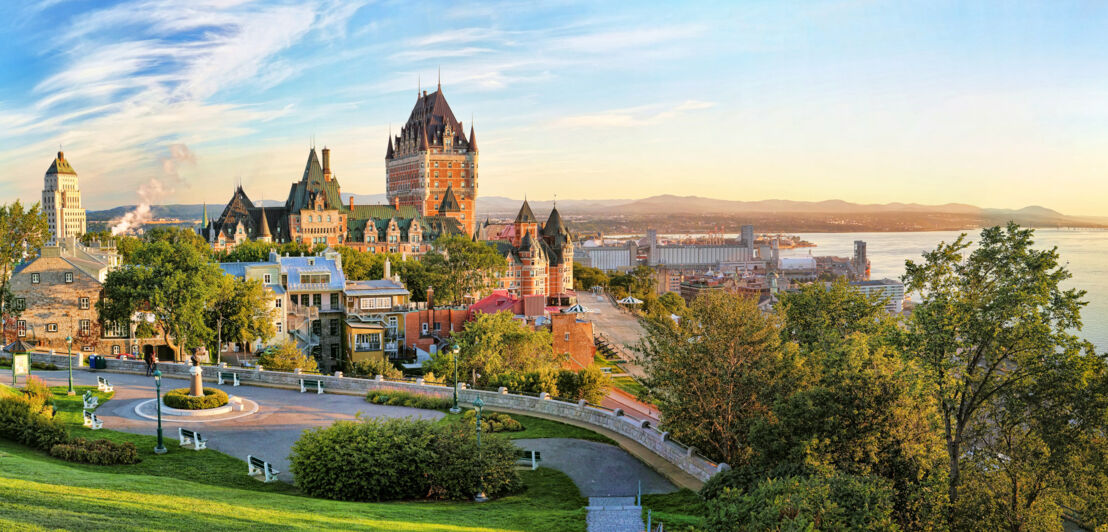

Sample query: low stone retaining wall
[10,350,728,483]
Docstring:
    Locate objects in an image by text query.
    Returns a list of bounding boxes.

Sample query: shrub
[50,438,140,465]
[258,341,318,372]
[163,388,229,410]
[21,375,53,408]
[290,416,521,502]
[461,409,523,433]
[704,474,898,532]
[0,397,69,451]
[350,359,402,379]
[365,390,452,410]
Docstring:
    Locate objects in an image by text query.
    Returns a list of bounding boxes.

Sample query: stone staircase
[585,496,643,532]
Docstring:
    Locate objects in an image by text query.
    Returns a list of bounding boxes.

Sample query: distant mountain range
[86,194,1107,231]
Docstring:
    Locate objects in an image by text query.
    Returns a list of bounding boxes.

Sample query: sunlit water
[777,229,1108,350]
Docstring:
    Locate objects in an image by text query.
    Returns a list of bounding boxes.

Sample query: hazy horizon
[2,2,1107,215]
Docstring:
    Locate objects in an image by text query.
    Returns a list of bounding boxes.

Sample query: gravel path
[513,438,675,497]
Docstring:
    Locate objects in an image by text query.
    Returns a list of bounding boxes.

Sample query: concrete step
[586,497,643,532]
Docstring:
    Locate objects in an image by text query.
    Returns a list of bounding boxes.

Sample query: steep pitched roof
[468,125,477,152]
[437,184,461,213]
[394,88,475,155]
[46,151,77,175]
[286,148,342,213]
[514,199,536,223]
[386,136,395,159]
[542,206,566,237]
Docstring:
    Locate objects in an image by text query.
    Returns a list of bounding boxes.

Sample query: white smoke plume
[111,144,196,235]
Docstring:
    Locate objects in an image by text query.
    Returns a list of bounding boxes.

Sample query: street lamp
[449,343,461,414]
[473,396,487,503]
[153,370,167,454]
[65,335,75,396]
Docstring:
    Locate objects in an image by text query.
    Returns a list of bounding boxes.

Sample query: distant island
[86,194,1108,234]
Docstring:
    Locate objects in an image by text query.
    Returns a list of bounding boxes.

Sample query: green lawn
[641,489,707,530]
[0,386,588,531]
[439,411,616,445]
[611,376,646,397]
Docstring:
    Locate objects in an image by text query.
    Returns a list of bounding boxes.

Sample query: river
[776,229,1108,350]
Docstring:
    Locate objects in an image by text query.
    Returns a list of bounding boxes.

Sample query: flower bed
[163,388,229,410]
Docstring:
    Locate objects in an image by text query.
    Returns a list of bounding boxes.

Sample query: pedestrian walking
[144,351,154,376]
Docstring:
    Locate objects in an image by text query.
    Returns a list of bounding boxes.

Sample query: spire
[468,124,477,152]
[437,65,441,92]
[437,183,461,213]
[419,125,429,151]
[514,198,536,223]
[386,135,395,159]
[258,207,271,238]
[202,203,208,227]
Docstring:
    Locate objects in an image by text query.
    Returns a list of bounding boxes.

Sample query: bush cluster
[461,409,523,433]
[50,438,140,465]
[365,390,453,410]
[290,417,521,502]
[163,388,229,410]
[486,365,610,403]
[0,396,69,451]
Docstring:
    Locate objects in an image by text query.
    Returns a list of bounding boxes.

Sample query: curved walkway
[34,370,442,482]
[32,369,677,496]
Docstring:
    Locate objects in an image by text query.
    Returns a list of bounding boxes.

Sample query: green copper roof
[46,151,76,175]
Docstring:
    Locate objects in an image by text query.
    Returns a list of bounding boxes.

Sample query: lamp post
[473,396,487,502]
[65,335,74,396]
[153,370,167,454]
[449,343,461,414]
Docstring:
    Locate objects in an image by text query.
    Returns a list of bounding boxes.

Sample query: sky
[2,1,1108,215]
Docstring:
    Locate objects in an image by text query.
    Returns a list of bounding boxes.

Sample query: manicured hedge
[365,390,453,411]
[50,438,141,465]
[461,409,524,433]
[163,388,229,410]
[291,417,521,502]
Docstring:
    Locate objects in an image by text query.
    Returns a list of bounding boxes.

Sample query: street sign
[11,353,29,385]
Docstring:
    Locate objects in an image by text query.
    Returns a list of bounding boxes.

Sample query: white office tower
[42,151,86,242]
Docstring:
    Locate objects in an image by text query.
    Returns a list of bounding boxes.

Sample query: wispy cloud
[551,100,716,128]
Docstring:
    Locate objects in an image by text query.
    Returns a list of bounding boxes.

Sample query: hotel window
[434,162,439,168]
[47,323,58,332]
[17,320,26,337]
[65,272,73,283]
[447,162,452,168]
[79,297,90,309]
[31,273,39,284]
[565,333,570,341]
[263,274,271,283]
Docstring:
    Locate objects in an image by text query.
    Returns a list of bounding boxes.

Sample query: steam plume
[111,144,196,235]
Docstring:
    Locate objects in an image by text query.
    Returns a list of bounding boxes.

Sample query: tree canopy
[0,201,48,324]
[421,235,507,305]
[423,311,558,387]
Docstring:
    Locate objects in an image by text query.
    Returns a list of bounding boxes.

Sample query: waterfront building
[41,151,86,242]
[217,260,290,358]
[850,278,905,313]
[386,83,479,236]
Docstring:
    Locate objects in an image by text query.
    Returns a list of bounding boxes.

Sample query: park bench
[300,378,324,394]
[97,376,113,393]
[515,449,542,470]
[178,428,207,451]
[247,455,280,482]
[218,371,240,386]
[82,410,103,430]
[82,391,99,410]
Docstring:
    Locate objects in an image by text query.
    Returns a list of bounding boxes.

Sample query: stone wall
[12,350,728,483]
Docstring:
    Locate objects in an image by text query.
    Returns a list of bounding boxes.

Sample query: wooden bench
[218,371,240,386]
[300,378,324,394]
[247,455,280,482]
[178,428,207,451]
[515,449,542,470]
[82,391,99,410]
[83,410,103,430]
[97,376,113,393]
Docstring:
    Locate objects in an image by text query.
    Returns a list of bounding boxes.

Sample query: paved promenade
[32,369,678,496]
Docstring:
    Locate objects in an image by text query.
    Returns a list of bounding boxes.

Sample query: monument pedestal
[189,366,204,397]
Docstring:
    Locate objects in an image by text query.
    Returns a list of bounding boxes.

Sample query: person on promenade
[144,351,154,376]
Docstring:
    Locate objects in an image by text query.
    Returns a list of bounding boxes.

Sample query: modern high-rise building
[386,83,479,236]
[42,151,86,242]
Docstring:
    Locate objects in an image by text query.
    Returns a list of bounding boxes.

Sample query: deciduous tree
[422,235,507,305]
[0,201,48,324]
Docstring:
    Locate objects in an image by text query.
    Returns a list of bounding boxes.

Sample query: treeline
[638,224,1108,530]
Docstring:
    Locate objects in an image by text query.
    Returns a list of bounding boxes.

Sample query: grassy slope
[0,386,587,531]
[438,411,616,445]
[641,489,707,530]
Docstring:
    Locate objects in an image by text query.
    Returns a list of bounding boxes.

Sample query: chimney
[322,147,332,181]
[383,257,391,280]
[426,286,434,309]
[349,195,354,211]
[393,196,400,209]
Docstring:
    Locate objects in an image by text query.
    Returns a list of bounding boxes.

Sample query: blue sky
[2,1,1108,215]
